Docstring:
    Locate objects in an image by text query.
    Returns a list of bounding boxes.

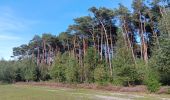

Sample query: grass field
[0,85,170,100]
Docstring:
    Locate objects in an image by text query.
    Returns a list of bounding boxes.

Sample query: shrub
[50,53,66,82]
[168,88,170,94]
[84,47,99,83]
[112,32,140,86]
[144,71,160,92]
[65,56,78,83]
[0,60,16,83]
[2,65,16,83]
[94,64,108,85]
[112,76,126,86]
[39,63,51,81]
[20,59,37,82]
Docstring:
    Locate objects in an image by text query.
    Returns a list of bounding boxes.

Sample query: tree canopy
[0,0,170,92]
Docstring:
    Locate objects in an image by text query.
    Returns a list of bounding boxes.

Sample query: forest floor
[0,84,170,100]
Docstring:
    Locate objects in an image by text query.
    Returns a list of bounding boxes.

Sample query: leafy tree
[94,63,109,85]
[50,53,66,82]
[20,59,37,82]
[65,54,79,83]
[38,63,50,81]
[112,30,139,86]
[156,11,170,85]
[0,60,16,83]
[0,0,168,90]
[83,47,99,83]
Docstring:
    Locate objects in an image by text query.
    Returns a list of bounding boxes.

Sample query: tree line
[0,0,170,92]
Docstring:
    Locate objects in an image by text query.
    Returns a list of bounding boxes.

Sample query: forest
[0,0,170,92]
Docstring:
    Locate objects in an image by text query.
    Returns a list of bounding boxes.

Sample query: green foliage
[21,59,37,81]
[1,1,170,91]
[167,88,170,94]
[0,61,16,83]
[156,42,170,84]
[0,58,37,83]
[112,31,139,86]
[112,77,125,86]
[84,47,99,83]
[15,67,25,82]
[50,53,66,82]
[155,11,170,85]
[38,63,50,81]
[65,56,78,83]
[135,59,153,85]
[50,52,80,83]
[94,64,108,85]
[144,70,160,92]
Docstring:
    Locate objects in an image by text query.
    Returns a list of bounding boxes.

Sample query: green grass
[0,85,170,100]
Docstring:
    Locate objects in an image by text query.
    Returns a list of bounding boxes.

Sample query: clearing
[0,84,170,100]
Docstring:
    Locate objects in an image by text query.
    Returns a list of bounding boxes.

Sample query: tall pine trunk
[100,27,103,61]
[100,20,113,77]
[123,20,136,65]
[139,11,148,64]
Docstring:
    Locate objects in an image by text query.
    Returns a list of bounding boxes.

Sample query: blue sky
[0,0,132,60]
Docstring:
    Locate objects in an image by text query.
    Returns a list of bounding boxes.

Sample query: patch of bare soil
[157,86,170,94]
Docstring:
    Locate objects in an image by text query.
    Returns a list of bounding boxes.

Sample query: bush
[135,60,149,85]
[144,71,160,92]
[39,63,51,81]
[168,88,170,94]
[50,64,66,82]
[65,56,78,83]
[15,67,25,82]
[20,59,37,82]
[84,47,99,83]
[112,76,126,86]
[112,32,140,86]
[94,64,108,85]
[0,60,16,83]
[1,65,16,83]
[112,57,139,86]
[50,53,66,82]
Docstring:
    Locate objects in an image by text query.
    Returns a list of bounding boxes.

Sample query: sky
[0,0,132,60]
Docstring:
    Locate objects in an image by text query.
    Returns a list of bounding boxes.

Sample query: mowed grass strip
[0,85,170,100]
[0,85,89,100]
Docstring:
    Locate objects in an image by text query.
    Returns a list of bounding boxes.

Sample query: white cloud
[0,6,38,60]
[0,7,24,31]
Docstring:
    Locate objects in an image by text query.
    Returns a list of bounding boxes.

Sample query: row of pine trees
[0,0,170,92]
